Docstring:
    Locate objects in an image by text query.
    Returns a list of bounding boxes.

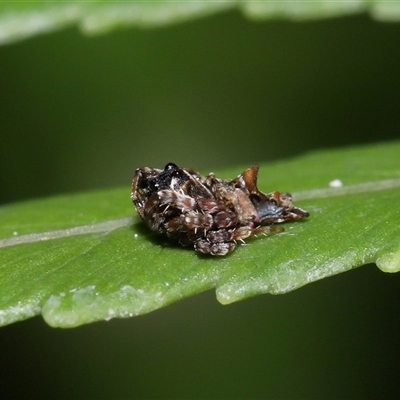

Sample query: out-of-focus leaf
[0,0,399,46]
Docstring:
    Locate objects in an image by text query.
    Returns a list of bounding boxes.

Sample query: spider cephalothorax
[131,163,309,256]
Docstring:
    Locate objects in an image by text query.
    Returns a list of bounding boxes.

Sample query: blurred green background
[1,10,400,399]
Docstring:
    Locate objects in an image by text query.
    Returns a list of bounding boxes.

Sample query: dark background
[1,10,400,399]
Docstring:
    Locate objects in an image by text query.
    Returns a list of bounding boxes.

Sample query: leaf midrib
[1,176,400,249]
[0,217,132,249]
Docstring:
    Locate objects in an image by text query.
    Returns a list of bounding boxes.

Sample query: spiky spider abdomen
[131,163,309,256]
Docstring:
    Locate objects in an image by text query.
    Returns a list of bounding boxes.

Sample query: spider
[131,163,309,256]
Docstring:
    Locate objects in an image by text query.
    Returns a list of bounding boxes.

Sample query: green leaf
[1,141,400,328]
[0,0,399,46]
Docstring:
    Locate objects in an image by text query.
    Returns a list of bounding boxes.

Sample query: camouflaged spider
[131,163,309,256]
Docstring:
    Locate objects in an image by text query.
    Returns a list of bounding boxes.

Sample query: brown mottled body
[131,163,309,256]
